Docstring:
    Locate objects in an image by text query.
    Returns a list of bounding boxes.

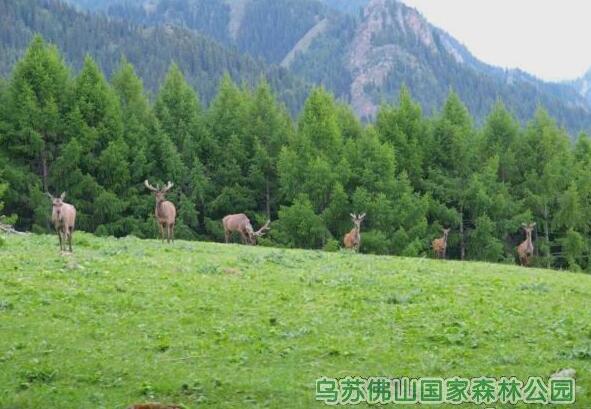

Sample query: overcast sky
[400,0,591,81]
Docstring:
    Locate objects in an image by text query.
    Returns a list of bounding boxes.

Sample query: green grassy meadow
[1,233,591,408]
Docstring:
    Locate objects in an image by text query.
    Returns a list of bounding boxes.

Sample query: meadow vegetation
[1,233,591,408]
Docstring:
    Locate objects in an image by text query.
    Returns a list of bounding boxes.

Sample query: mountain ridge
[0,0,310,113]
[10,0,591,134]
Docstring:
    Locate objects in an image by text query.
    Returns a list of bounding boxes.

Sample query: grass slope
[1,233,591,408]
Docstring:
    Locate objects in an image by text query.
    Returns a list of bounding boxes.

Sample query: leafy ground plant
[0,233,590,408]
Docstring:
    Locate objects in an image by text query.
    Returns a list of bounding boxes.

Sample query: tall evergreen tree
[0,36,70,229]
[426,91,477,259]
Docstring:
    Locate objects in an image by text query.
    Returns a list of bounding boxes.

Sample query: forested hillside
[2,37,591,272]
[64,0,591,134]
[317,0,368,14]
[0,0,309,112]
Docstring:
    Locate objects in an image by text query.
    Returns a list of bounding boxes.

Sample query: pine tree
[512,109,573,267]
[64,55,127,233]
[426,91,477,259]
[155,64,207,164]
[376,86,427,185]
[245,79,292,219]
[1,36,70,229]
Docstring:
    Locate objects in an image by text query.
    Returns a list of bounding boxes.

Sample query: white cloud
[400,0,591,81]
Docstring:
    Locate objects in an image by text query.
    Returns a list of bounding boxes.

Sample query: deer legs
[56,227,73,252]
[159,223,165,243]
[56,228,63,251]
[67,227,73,252]
[239,231,249,245]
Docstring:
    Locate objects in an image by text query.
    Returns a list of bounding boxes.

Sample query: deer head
[246,219,271,245]
[521,222,536,240]
[253,220,271,240]
[145,180,174,203]
[442,227,450,240]
[46,192,66,211]
[350,213,366,231]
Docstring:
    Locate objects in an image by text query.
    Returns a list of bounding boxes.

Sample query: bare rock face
[347,0,437,119]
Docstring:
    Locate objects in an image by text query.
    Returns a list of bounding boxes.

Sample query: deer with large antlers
[145,180,176,243]
[223,214,270,245]
[517,222,536,266]
[344,213,366,251]
[46,192,76,252]
[432,228,450,259]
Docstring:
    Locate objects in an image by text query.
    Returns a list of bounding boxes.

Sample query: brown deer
[145,180,176,243]
[223,213,270,245]
[46,192,76,252]
[517,222,536,266]
[343,213,366,251]
[432,228,450,259]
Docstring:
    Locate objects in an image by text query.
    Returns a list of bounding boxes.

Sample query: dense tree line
[2,37,591,272]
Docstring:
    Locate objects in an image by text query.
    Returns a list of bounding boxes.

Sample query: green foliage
[560,229,587,272]
[274,194,328,249]
[1,35,591,269]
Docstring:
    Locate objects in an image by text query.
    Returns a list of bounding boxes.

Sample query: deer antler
[144,179,159,192]
[254,220,271,237]
[161,181,174,193]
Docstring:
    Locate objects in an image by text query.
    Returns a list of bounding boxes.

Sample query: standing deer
[517,222,536,266]
[432,228,450,259]
[223,214,270,245]
[46,192,76,252]
[344,213,366,251]
[145,180,176,243]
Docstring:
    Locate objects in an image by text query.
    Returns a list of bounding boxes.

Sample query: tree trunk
[544,204,550,268]
[41,150,48,193]
[265,178,271,221]
[459,207,465,260]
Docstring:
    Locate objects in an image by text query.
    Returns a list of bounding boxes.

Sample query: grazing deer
[432,228,450,259]
[46,192,76,252]
[343,213,366,251]
[223,213,270,245]
[517,222,536,266]
[145,180,176,243]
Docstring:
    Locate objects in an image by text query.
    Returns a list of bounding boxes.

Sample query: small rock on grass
[550,368,576,378]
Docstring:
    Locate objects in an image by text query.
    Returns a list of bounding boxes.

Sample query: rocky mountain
[568,69,591,108]
[339,0,590,125]
[9,0,591,134]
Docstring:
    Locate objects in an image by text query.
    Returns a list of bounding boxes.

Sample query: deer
[222,213,270,245]
[46,192,76,252]
[145,180,176,243]
[343,213,366,251]
[432,228,450,259]
[517,222,536,266]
